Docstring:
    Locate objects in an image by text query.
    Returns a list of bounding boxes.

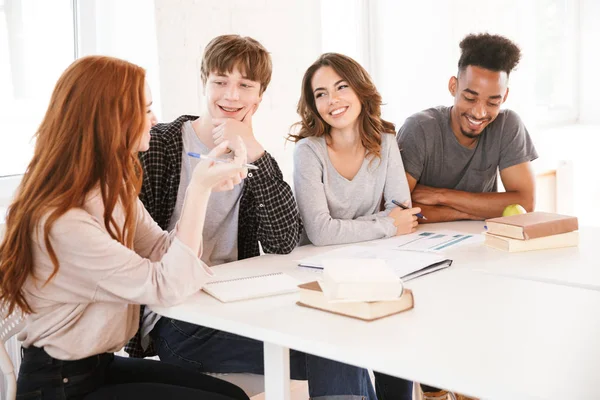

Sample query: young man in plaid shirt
[126,35,377,400]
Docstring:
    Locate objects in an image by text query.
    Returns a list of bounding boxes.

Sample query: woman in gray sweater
[289,53,420,246]
[288,52,421,400]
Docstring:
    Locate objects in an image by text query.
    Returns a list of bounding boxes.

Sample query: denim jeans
[151,317,378,400]
[16,346,249,400]
[372,372,413,400]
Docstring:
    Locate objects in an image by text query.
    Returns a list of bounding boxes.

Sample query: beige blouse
[17,190,212,360]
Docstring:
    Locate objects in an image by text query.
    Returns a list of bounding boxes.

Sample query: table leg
[263,342,291,400]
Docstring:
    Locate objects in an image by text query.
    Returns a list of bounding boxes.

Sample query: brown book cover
[484,231,579,252]
[485,212,578,240]
[296,281,414,322]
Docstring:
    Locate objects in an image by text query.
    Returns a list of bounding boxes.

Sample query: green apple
[502,204,527,217]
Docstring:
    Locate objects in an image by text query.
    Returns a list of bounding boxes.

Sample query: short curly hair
[458,33,521,76]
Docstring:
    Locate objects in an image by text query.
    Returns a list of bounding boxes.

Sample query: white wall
[369,0,553,131]
[78,0,163,119]
[153,0,322,184]
[535,124,600,226]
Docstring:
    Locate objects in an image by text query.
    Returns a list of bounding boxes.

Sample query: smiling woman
[0,54,251,400]
[288,53,393,160]
[288,52,418,400]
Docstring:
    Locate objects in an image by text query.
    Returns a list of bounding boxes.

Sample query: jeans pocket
[16,390,42,400]
[61,354,108,398]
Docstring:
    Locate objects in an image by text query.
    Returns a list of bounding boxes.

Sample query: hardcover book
[297,281,414,321]
[485,212,578,240]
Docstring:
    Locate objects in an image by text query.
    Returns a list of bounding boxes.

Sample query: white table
[151,222,600,400]
[410,221,600,291]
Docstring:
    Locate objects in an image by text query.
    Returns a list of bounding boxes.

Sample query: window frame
[0,0,79,206]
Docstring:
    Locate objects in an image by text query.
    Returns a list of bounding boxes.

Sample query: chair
[1,305,25,400]
[205,373,266,397]
[205,372,309,399]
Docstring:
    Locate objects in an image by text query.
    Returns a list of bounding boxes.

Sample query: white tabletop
[408,221,600,291]
[151,224,600,399]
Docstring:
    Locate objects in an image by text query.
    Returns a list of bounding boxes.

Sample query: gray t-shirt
[293,133,411,246]
[397,106,538,192]
[140,121,242,347]
[169,121,242,266]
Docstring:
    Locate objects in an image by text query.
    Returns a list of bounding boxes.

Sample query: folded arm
[407,162,535,222]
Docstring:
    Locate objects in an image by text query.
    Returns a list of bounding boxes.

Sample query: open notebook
[298,246,452,281]
[203,272,300,303]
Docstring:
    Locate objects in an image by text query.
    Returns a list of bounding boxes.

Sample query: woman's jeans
[152,317,394,400]
[16,345,249,400]
[373,372,413,400]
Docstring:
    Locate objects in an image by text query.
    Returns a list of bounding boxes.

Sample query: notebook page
[203,272,300,303]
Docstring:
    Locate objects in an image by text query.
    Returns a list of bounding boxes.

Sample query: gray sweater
[293,133,411,246]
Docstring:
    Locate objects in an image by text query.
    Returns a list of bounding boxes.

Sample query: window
[0,0,160,206]
[0,0,75,177]
[320,0,581,128]
[534,0,579,125]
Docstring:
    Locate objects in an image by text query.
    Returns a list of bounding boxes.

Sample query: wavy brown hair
[0,55,147,315]
[287,53,395,160]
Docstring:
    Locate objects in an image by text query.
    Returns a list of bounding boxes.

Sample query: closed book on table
[297,281,414,321]
[485,212,578,240]
[320,258,403,302]
[484,231,579,252]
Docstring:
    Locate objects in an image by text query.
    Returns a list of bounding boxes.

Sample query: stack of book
[297,258,414,321]
[484,212,579,252]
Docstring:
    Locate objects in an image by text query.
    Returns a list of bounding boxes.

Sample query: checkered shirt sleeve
[238,151,303,258]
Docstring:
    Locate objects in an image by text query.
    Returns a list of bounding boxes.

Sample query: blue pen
[391,199,427,220]
[187,152,259,170]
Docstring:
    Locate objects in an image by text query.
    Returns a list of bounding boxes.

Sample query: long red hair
[0,55,147,315]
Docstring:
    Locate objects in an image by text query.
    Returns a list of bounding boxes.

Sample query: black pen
[391,199,427,220]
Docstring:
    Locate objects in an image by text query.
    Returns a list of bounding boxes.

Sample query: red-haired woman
[0,55,249,400]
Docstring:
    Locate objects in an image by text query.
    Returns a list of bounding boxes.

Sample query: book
[319,258,403,302]
[297,281,414,321]
[298,245,452,281]
[485,212,578,240]
[202,272,300,303]
[484,231,579,252]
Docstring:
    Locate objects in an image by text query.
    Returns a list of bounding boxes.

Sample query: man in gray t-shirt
[397,33,538,224]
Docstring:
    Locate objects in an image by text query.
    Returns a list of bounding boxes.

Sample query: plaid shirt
[125,115,302,358]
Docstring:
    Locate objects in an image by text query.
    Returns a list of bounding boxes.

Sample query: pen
[391,199,427,220]
[187,152,259,170]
